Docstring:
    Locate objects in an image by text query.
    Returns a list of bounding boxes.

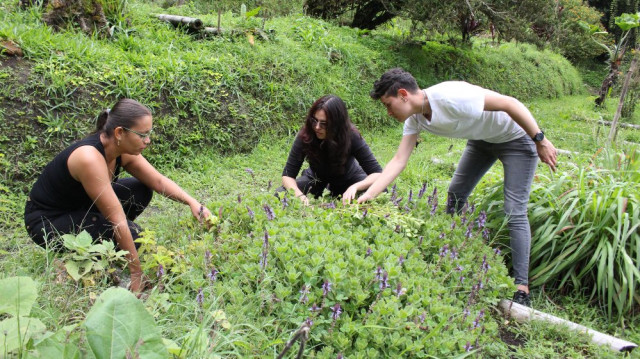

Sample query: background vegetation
[1,0,639,357]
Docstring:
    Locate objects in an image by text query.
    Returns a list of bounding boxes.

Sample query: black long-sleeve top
[282,130,382,186]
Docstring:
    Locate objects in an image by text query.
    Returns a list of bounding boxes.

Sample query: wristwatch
[532,131,545,142]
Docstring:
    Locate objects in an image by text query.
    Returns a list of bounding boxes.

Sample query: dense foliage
[479,148,640,321]
[0,0,583,191]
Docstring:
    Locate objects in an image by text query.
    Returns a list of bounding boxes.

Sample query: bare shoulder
[67,146,107,181]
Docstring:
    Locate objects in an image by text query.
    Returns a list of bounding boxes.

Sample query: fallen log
[598,120,640,130]
[499,299,637,352]
[154,14,203,31]
[0,40,23,57]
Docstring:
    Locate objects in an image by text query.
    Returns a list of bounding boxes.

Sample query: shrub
[478,148,640,321]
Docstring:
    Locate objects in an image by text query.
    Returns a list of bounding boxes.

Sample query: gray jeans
[446,135,538,285]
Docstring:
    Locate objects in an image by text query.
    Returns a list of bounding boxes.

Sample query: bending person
[357,68,558,307]
[24,99,212,292]
[281,95,382,205]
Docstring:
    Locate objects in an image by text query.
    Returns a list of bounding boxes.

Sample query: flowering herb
[450,220,456,230]
[331,303,342,320]
[237,194,242,203]
[305,317,314,327]
[362,208,368,218]
[477,210,487,229]
[465,223,473,238]
[460,215,468,225]
[259,231,269,269]
[374,266,383,281]
[322,280,332,296]
[465,342,473,352]
[439,244,449,258]
[204,250,212,266]
[398,255,405,266]
[493,247,501,256]
[482,228,490,241]
[299,285,309,304]
[281,194,289,209]
[379,271,390,290]
[207,267,218,283]
[309,303,321,312]
[262,204,275,221]
[439,232,446,239]
[418,182,427,199]
[196,288,204,307]
[472,309,485,329]
[393,282,406,297]
[365,247,372,257]
[156,264,164,280]
[407,189,413,203]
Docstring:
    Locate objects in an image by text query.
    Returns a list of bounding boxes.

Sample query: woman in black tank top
[24,99,213,293]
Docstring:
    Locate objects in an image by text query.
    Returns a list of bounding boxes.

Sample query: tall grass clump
[480,148,640,321]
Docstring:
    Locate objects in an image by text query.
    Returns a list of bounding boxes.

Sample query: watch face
[534,132,544,141]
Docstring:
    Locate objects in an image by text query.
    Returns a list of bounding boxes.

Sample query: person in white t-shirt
[357,68,558,307]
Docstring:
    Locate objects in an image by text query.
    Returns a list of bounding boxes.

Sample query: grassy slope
[1,0,640,357]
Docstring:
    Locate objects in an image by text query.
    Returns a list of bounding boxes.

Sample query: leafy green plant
[479,148,640,320]
[0,276,46,358]
[62,230,129,284]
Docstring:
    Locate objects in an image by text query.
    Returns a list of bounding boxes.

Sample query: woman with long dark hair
[24,99,212,292]
[281,95,382,205]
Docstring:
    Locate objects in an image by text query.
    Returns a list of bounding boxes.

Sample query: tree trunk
[608,47,639,142]
[351,0,397,30]
[595,58,622,107]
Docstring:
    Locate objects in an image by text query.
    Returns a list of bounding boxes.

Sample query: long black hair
[95,99,151,137]
[300,95,359,176]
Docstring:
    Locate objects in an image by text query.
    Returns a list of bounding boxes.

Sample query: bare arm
[484,92,557,171]
[282,175,309,205]
[123,154,212,221]
[68,147,146,292]
[342,173,381,204]
[357,134,418,204]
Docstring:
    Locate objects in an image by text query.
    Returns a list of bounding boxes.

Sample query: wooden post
[609,47,639,143]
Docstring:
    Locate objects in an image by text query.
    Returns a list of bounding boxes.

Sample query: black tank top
[28,133,122,211]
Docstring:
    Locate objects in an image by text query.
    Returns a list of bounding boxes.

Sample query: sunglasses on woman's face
[310,117,327,129]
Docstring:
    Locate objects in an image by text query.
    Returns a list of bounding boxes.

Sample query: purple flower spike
[463,307,470,319]
[245,168,254,176]
[398,255,405,266]
[309,303,321,312]
[322,280,332,296]
[483,228,490,240]
[450,221,456,230]
[374,266,383,281]
[459,276,465,284]
[408,189,414,203]
[494,247,501,256]
[379,271,390,290]
[439,232,445,239]
[362,208,368,218]
[246,205,255,220]
[305,317,314,327]
[237,194,242,203]
[156,264,164,280]
[262,204,275,220]
[299,285,309,304]
[205,250,212,265]
[207,267,218,283]
[439,244,449,257]
[456,264,464,272]
[196,288,204,306]
[393,282,406,297]
[465,223,473,238]
[418,182,427,199]
[477,210,487,229]
[366,247,372,257]
[331,303,342,320]
[465,342,473,352]
[282,195,289,209]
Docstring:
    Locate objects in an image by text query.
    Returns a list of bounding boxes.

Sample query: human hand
[296,194,310,206]
[129,271,150,294]
[342,185,359,205]
[191,203,214,228]
[535,138,558,172]
[357,192,373,204]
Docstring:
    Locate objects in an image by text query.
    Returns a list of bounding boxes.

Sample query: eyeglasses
[310,117,327,129]
[122,127,153,139]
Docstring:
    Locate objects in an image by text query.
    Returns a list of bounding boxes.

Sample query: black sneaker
[512,290,531,307]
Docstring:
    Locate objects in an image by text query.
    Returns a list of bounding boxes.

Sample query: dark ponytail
[94,109,110,133]
[94,99,151,137]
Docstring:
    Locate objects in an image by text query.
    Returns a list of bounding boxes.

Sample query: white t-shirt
[403,81,526,143]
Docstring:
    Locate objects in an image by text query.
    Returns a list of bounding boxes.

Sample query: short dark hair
[370,68,420,100]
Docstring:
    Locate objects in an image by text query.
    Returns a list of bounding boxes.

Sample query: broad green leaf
[31,326,81,359]
[0,316,46,356]
[84,288,168,359]
[615,13,640,31]
[0,276,37,316]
